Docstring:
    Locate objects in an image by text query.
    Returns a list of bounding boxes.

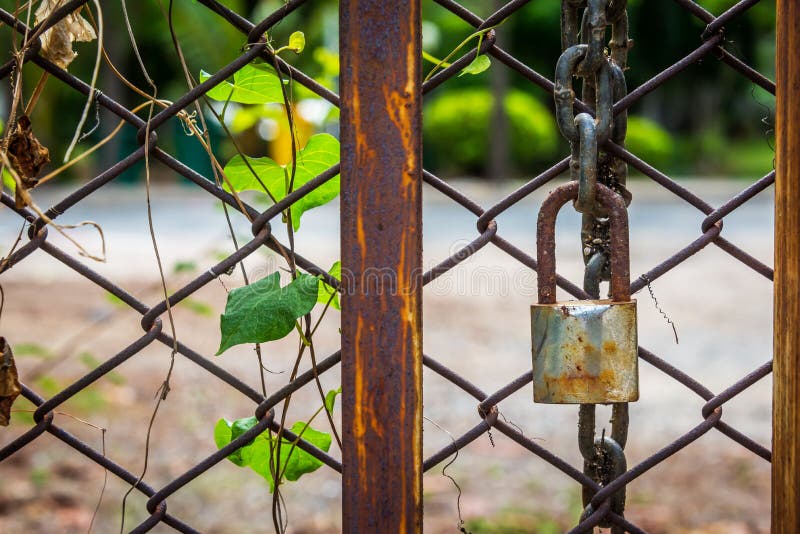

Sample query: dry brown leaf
[7,115,50,208]
[0,337,22,426]
[35,0,97,70]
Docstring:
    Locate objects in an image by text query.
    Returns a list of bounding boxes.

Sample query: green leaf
[459,54,491,77]
[217,272,319,354]
[214,417,331,492]
[224,155,282,195]
[223,133,340,230]
[284,421,331,480]
[244,421,331,490]
[200,63,286,105]
[288,31,305,54]
[229,105,266,133]
[317,261,341,310]
[324,387,342,414]
[230,416,259,444]
[214,418,251,466]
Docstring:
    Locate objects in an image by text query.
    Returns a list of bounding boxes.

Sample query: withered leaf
[7,115,50,209]
[0,338,21,427]
[35,0,97,71]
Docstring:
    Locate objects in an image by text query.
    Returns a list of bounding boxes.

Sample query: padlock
[532,182,638,404]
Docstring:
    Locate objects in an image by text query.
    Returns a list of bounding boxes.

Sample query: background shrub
[423,88,559,177]
[624,115,676,171]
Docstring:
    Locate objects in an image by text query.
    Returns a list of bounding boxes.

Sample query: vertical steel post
[774,1,800,532]
[340,1,423,532]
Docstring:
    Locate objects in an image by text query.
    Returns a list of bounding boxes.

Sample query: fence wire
[0,0,774,532]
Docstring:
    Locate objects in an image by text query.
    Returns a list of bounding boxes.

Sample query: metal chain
[580,256,629,532]
[556,0,632,530]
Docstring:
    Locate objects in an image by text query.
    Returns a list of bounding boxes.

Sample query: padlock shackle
[537,182,630,304]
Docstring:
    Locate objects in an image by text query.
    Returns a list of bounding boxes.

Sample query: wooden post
[340,1,423,532]
[773,1,800,531]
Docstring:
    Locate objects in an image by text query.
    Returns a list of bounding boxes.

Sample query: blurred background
[0,0,777,182]
[0,1,775,533]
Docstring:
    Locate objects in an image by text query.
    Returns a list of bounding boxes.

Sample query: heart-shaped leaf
[324,387,342,414]
[459,54,491,77]
[217,272,319,355]
[200,63,286,105]
[223,133,340,230]
[214,416,332,492]
[317,260,341,310]
[288,31,306,54]
[214,417,252,466]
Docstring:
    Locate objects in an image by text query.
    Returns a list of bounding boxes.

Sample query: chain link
[556,0,632,528]
[0,1,776,531]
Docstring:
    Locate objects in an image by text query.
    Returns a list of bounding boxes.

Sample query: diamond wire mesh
[420,1,773,531]
[0,0,775,532]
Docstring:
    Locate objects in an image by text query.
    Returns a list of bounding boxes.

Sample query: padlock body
[532,299,638,404]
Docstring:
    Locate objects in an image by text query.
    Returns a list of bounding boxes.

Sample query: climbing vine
[201,30,343,495]
[200,22,496,495]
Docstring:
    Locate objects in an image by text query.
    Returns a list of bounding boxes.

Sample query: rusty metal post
[774,1,800,532]
[340,1,423,532]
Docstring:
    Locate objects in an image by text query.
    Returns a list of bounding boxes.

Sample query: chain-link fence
[0,0,780,532]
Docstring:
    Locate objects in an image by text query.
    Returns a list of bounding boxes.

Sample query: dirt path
[0,179,773,532]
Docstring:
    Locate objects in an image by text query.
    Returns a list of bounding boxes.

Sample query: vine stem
[64,0,104,162]
[116,0,181,529]
[423,21,504,82]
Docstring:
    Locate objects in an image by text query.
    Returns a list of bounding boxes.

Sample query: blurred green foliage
[625,116,675,171]
[0,0,776,180]
[423,88,558,176]
[421,0,776,178]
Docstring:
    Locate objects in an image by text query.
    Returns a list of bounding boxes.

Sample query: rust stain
[598,368,615,383]
[543,369,617,401]
[353,316,368,495]
[386,21,421,528]
[349,52,368,479]
[603,340,618,353]
[383,86,418,187]
[348,59,368,256]
[532,300,638,404]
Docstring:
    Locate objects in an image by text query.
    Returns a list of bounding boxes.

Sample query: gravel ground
[0,177,774,533]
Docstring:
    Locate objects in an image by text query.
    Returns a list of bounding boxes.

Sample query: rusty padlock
[532,182,638,404]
